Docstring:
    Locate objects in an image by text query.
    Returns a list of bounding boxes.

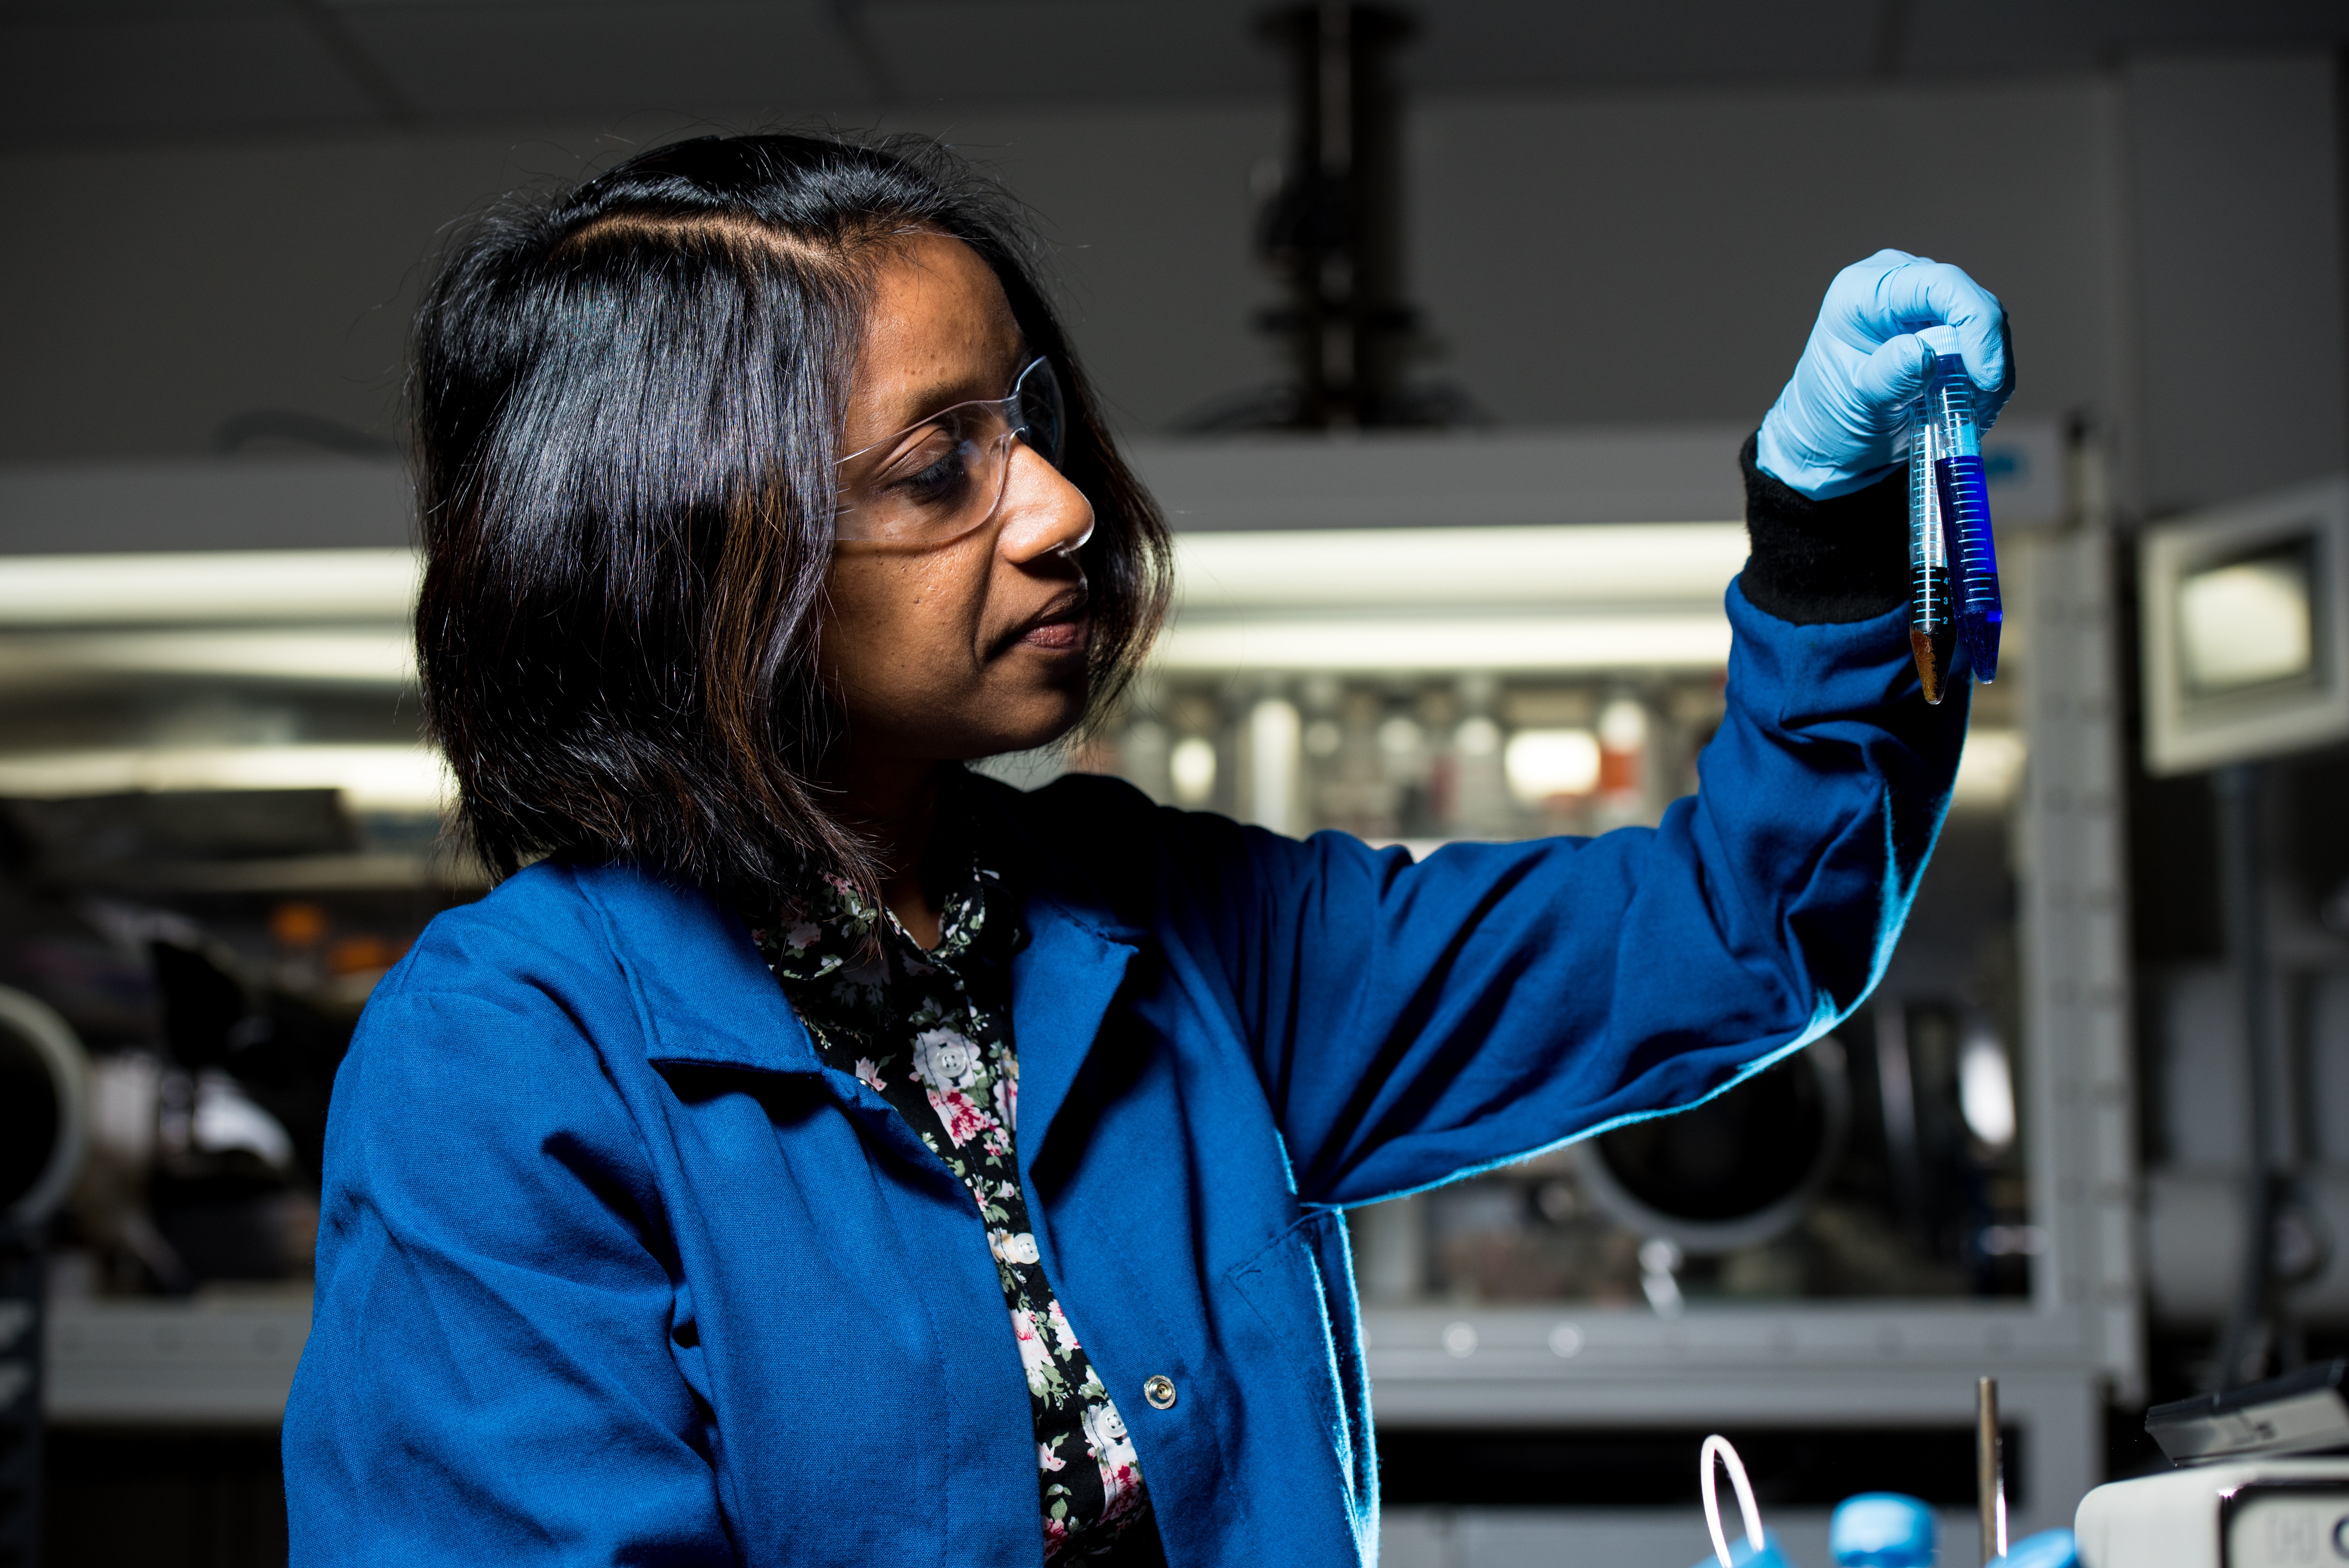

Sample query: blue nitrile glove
[1756,248,2014,500]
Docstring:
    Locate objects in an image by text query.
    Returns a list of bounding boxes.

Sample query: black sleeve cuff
[1737,431,1911,625]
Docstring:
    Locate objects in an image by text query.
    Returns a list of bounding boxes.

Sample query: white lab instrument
[2074,1458,2349,1568]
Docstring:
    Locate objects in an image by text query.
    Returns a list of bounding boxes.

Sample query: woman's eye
[891,444,971,508]
[878,427,973,505]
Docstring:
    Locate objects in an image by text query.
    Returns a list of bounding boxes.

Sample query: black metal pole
[2213,761,2278,1388]
[1254,2,1413,429]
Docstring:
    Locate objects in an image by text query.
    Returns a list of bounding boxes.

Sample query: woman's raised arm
[1057,251,2006,1208]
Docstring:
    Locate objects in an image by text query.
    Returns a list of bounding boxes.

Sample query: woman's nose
[995,440,1095,564]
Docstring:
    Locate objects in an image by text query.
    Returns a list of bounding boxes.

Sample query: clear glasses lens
[1018,356,1066,468]
[835,357,1066,547]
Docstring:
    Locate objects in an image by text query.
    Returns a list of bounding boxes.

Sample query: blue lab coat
[283,584,1963,1567]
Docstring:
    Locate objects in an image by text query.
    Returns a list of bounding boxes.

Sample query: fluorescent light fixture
[1173,525,1747,610]
[0,745,451,811]
[1505,729,1601,803]
[0,549,419,625]
[1160,525,1741,673]
[1156,613,1731,673]
[0,629,414,686]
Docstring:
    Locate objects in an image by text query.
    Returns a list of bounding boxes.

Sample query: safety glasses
[833,355,1068,550]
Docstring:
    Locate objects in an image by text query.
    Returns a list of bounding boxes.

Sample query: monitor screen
[2140,478,2349,775]
[2176,538,2319,698]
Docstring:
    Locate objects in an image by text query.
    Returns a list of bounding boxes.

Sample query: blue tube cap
[1999,1528,2079,1568]
[1689,1535,1799,1568]
[1830,1493,1936,1568]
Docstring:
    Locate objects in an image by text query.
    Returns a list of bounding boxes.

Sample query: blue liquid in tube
[1909,330,2001,687]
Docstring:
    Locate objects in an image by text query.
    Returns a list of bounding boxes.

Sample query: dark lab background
[2,2,2347,1565]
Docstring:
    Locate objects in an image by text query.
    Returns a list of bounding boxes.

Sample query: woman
[285,133,2007,1566]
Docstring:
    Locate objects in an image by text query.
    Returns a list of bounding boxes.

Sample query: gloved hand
[1756,249,2014,499]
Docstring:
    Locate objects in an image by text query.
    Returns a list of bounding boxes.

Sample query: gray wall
[2,59,2340,517]
[0,104,1287,460]
[2124,53,2349,515]
[1412,77,2127,432]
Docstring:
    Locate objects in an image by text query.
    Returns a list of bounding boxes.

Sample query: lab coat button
[1142,1375,1177,1410]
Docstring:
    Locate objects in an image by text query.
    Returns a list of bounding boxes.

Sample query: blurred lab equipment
[1692,1410,2079,1568]
[2143,1358,2349,1466]
[1982,1376,2010,1563]
[2136,478,2349,1394]
[2075,1361,2349,1568]
[1187,2,1481,433]
[2138,478,2349,777]
[0,982,90,1568]
[1576,1038,1852,1258]
[1698,1435,1793,1568]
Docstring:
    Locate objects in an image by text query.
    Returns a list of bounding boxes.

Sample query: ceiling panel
[1901,0,2349,74]
[0,1,280,20]
[1408,0,1888,92]
[862,0,1278,105]
[3,0,2345,145]
[338,0,877,121]
[0,11,380,138]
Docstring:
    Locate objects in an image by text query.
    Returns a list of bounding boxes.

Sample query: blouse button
[1142,1375,1178,1410]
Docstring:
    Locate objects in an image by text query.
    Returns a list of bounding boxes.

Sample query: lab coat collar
[571,780,1147,1171]
[574,862,825,1078]
[578,862,952,1177]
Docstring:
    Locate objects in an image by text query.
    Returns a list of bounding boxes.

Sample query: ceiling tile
[1903,0,2349,74]
[339,0,876,121]
[862,0,1278,105]
[0,12,381,139]
[6,0,2346,144]
[1407,0,1886,92]
[0,1,278,20]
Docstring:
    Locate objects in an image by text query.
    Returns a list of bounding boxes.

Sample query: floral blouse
[745,828,1157,1563]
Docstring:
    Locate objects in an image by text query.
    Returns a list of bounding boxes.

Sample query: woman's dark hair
[412,132,1172,904]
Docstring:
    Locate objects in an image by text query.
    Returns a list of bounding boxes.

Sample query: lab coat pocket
[668,1278,716,1413]
[1225,1208,1374,1520]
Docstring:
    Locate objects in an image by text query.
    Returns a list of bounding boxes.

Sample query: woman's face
[821,233,1097,770]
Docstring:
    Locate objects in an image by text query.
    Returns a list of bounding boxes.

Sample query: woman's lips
[1004,586,1091,654]
[1018,609,1091,652]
